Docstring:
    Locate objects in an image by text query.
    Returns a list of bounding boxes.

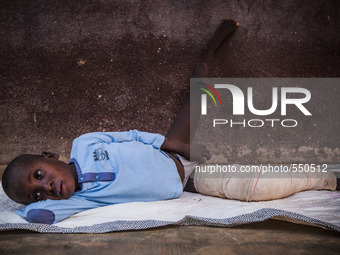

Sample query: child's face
[8,156,78,205]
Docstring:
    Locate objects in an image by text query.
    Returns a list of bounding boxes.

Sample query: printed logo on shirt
[93,148,110,161]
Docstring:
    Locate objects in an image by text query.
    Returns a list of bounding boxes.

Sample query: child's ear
[41,152,60,160]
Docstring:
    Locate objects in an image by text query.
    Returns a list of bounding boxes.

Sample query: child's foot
[191,19,239,77]
[206,19,240,52]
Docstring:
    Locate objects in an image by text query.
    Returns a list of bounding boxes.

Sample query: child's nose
[43,181,53,194]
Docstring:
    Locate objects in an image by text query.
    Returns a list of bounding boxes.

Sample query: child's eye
[34,170,42,180]
[34,192,41,201]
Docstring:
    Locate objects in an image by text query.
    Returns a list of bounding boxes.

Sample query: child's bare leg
[166,19,239,144]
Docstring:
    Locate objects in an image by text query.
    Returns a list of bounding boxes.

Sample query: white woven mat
[0,183,339,233]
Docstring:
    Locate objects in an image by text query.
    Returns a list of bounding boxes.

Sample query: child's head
[2,153,79,205]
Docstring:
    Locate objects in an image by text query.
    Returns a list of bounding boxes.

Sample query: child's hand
[188,144,211,163]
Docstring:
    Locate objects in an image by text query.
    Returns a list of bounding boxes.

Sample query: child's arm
[73,129,211,162]
[16,197,102,224]
[73,130,165,150]
[161,139,211,163]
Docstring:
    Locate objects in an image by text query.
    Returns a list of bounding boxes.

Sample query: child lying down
[1,20,338,224]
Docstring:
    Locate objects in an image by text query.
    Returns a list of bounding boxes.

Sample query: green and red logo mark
[198,82,222,115]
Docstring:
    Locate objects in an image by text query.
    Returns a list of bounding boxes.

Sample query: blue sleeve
[15,197,102,224]
[73,130,165,150]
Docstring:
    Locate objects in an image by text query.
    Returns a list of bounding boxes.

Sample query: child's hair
[2,154,43,202]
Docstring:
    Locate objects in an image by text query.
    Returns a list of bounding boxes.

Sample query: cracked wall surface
[1,0,339,166]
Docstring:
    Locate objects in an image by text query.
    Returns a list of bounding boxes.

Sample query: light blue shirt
[16,130,183,224]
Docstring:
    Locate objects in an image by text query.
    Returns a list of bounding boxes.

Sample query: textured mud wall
[1,0,339,165]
